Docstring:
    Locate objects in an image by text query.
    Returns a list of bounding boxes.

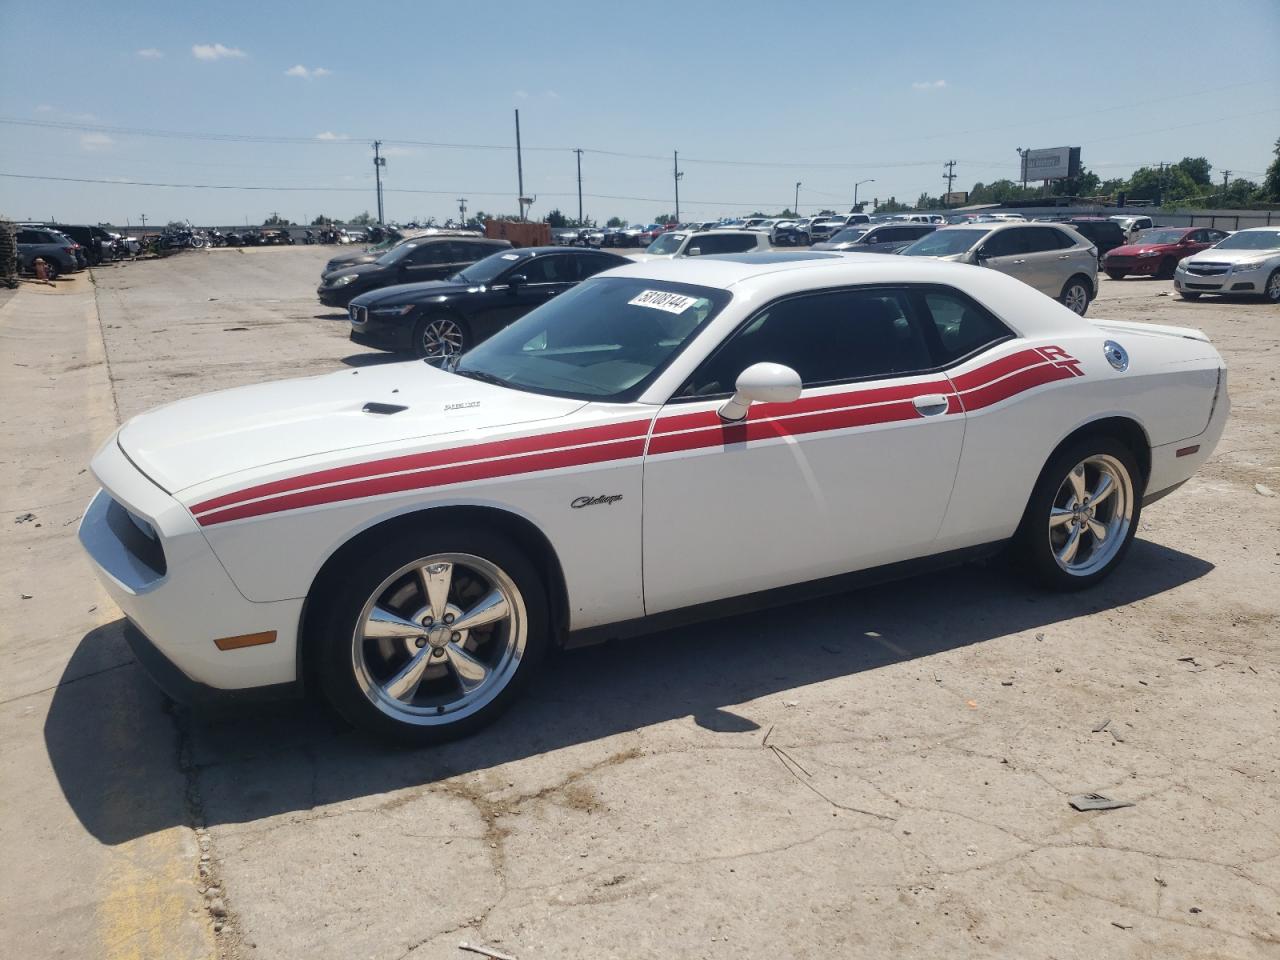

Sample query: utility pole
[139,214,147,231]
[574,148,584,225]
[457,198,467,226]
[372,140,386,225]
[1156,161,1168,207]
[943,161,957,206]
[1016,147,1028,190]
[673,150,683,223]
[853,178,874,210]
[515,109,526,221]
[794,181,802,215]
[1221,169,1232,199]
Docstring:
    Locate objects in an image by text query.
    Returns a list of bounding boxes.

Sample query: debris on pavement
[459,943,519,960]
[1111,921,1133,930]
[14,512,36,523]
[1092,718,1112,733]
[1069,793,1135,812]
[1255,483,1275,497]
[1110,726,1127,743]
[1000,679,1014,686]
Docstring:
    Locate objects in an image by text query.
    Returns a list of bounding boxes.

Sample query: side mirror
[972,249,987,264]
[687,247,701,256]
[507,274,527,294]
[718,362,803,422]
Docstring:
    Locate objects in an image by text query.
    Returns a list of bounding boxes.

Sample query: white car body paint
[80,253,1228,692]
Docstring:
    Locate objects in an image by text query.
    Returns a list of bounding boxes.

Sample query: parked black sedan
[812,222,936,253]
[347,246,630,361]
[318,235,511,307]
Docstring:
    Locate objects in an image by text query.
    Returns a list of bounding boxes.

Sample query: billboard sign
[1020,146,1081,182]
[943,191,969,205]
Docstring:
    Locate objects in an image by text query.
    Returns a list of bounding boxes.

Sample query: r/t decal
[1037,345,1085,378]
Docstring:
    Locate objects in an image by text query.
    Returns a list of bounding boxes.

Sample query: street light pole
[673,150,683,223]
[853,179,875,211]
[795,181,801,215]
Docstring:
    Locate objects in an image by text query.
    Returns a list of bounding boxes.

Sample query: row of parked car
[13,223,142,278]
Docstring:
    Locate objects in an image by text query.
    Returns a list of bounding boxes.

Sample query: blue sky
[2,0,1278,226]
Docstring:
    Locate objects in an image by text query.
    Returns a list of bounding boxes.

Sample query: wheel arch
[297,503,570,687]
[1045,415,1152,489]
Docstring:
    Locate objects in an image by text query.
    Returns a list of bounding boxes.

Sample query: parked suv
[813,222,936,253]
[899,222,1098,314]
[50,224,115,265]
[16,227,81,280]
[318,236,512,307]
[1055,218,1127,263]
[641,229,769,259]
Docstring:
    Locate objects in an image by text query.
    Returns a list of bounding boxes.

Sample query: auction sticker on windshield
[628,290,699,314]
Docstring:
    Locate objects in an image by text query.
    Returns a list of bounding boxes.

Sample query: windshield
[454,250,526,283]
[375,241,422,265]
[455,277,731,402]
[646,233,686,255]
[1133,229,1190,245]
[900,229,987,257]
[1210,230,1280,251]
[829,227,871,244]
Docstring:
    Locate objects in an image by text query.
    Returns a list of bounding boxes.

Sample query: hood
[324,262,386,283]
[1182,247,1271,265]
[351,279,474,307]
[117,362,587,494]
[326,251,380,271]
[1108,241,1178,257]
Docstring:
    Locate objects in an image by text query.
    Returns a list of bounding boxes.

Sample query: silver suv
[898,222,1098,315]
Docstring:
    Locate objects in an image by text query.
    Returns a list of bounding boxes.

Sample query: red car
[1102,226,1229,280]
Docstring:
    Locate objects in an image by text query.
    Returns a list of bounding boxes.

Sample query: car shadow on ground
[313,312,349,321]
[45,538,1212,846]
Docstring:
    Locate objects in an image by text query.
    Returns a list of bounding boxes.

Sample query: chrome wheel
[1062,281,1089,315]
[1048,454,1133,577]
[419,316,466,365]
[1267,270,1280,303]
[352,553,527,726]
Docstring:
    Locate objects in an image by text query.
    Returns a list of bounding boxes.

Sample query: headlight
[333,274,358,286]
[1137,250,1161,258]
[370,304,415,316]
[1230,260,1264,273]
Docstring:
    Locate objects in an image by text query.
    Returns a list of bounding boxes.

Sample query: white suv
[1174,226,1280,302]
[899,222,1099,314]
[640,229,769,259]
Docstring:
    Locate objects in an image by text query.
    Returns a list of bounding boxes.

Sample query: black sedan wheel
[414,313,469,365]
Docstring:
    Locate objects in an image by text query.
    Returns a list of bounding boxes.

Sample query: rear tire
[1265,268,1280,303]
[313,523,549,745]
[1013,435,1143,590]
[1059,276,1092,315]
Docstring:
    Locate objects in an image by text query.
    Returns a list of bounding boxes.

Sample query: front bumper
[317,285,357,306]
[1174,263,1266,294]
[1104,256,1162,276]
[78,436,305,694]
[349,307,415,351]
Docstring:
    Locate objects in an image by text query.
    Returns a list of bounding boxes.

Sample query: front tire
[1265,268,1280,303]
[1178,290,1202,301]
[1059,276,1092,315]
[314,524,549,745]
[1156,258,1176,280]
[413,312,469,364]
[1013,436,1143,590]
[1105,270,1126,281]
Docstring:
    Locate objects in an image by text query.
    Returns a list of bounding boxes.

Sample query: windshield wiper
[452,368,510,388]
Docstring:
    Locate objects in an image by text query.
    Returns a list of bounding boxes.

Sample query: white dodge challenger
[80,252,1228,742]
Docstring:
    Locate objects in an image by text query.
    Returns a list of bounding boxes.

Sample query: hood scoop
[362,401,408,415]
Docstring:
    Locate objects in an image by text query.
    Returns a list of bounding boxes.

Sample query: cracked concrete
[2,249,1277,959]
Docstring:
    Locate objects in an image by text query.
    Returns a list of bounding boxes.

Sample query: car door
[641,285,966,614]
[480,254,578,330]
[1014,227,1073,295]
[399,241,456,282]
[977,227,1036,287]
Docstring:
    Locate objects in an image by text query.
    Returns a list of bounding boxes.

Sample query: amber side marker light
[214,631,277,651]
[1175,445,1200,458]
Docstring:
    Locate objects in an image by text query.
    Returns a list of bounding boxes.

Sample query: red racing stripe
[957,361,1075,411]
[198,437,647,526]
[948,348,1046,392]
[191,419,650,516]
[648,399,923,456]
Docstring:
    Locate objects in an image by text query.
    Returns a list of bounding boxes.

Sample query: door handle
[912,394,950,416]
[1012,258,1026,264]
[1057,254,1071,259]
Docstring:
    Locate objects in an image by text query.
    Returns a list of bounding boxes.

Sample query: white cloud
[192,43,246,61]
[911,79,947,90]
[314,131,349,141]
[514,89,529,99]
[285,64,332,79]
[80,132,114,152]
[136,48,164,59]
[35,103,53,113]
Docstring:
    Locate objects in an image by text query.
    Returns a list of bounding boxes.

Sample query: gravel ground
[1,246,1276,960]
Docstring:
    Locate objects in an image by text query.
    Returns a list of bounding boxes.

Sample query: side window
[980,229,1025,258]
[918,288,1013,365]
[725,234,759,253]
[910,226,935,239]
[692,235,730,255]
[578,255,621,279]
[520,255,569,284]
[17,230,38,243]
[678,288,934,397]
[408,243,451,265]
[1023,228,1065,253]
